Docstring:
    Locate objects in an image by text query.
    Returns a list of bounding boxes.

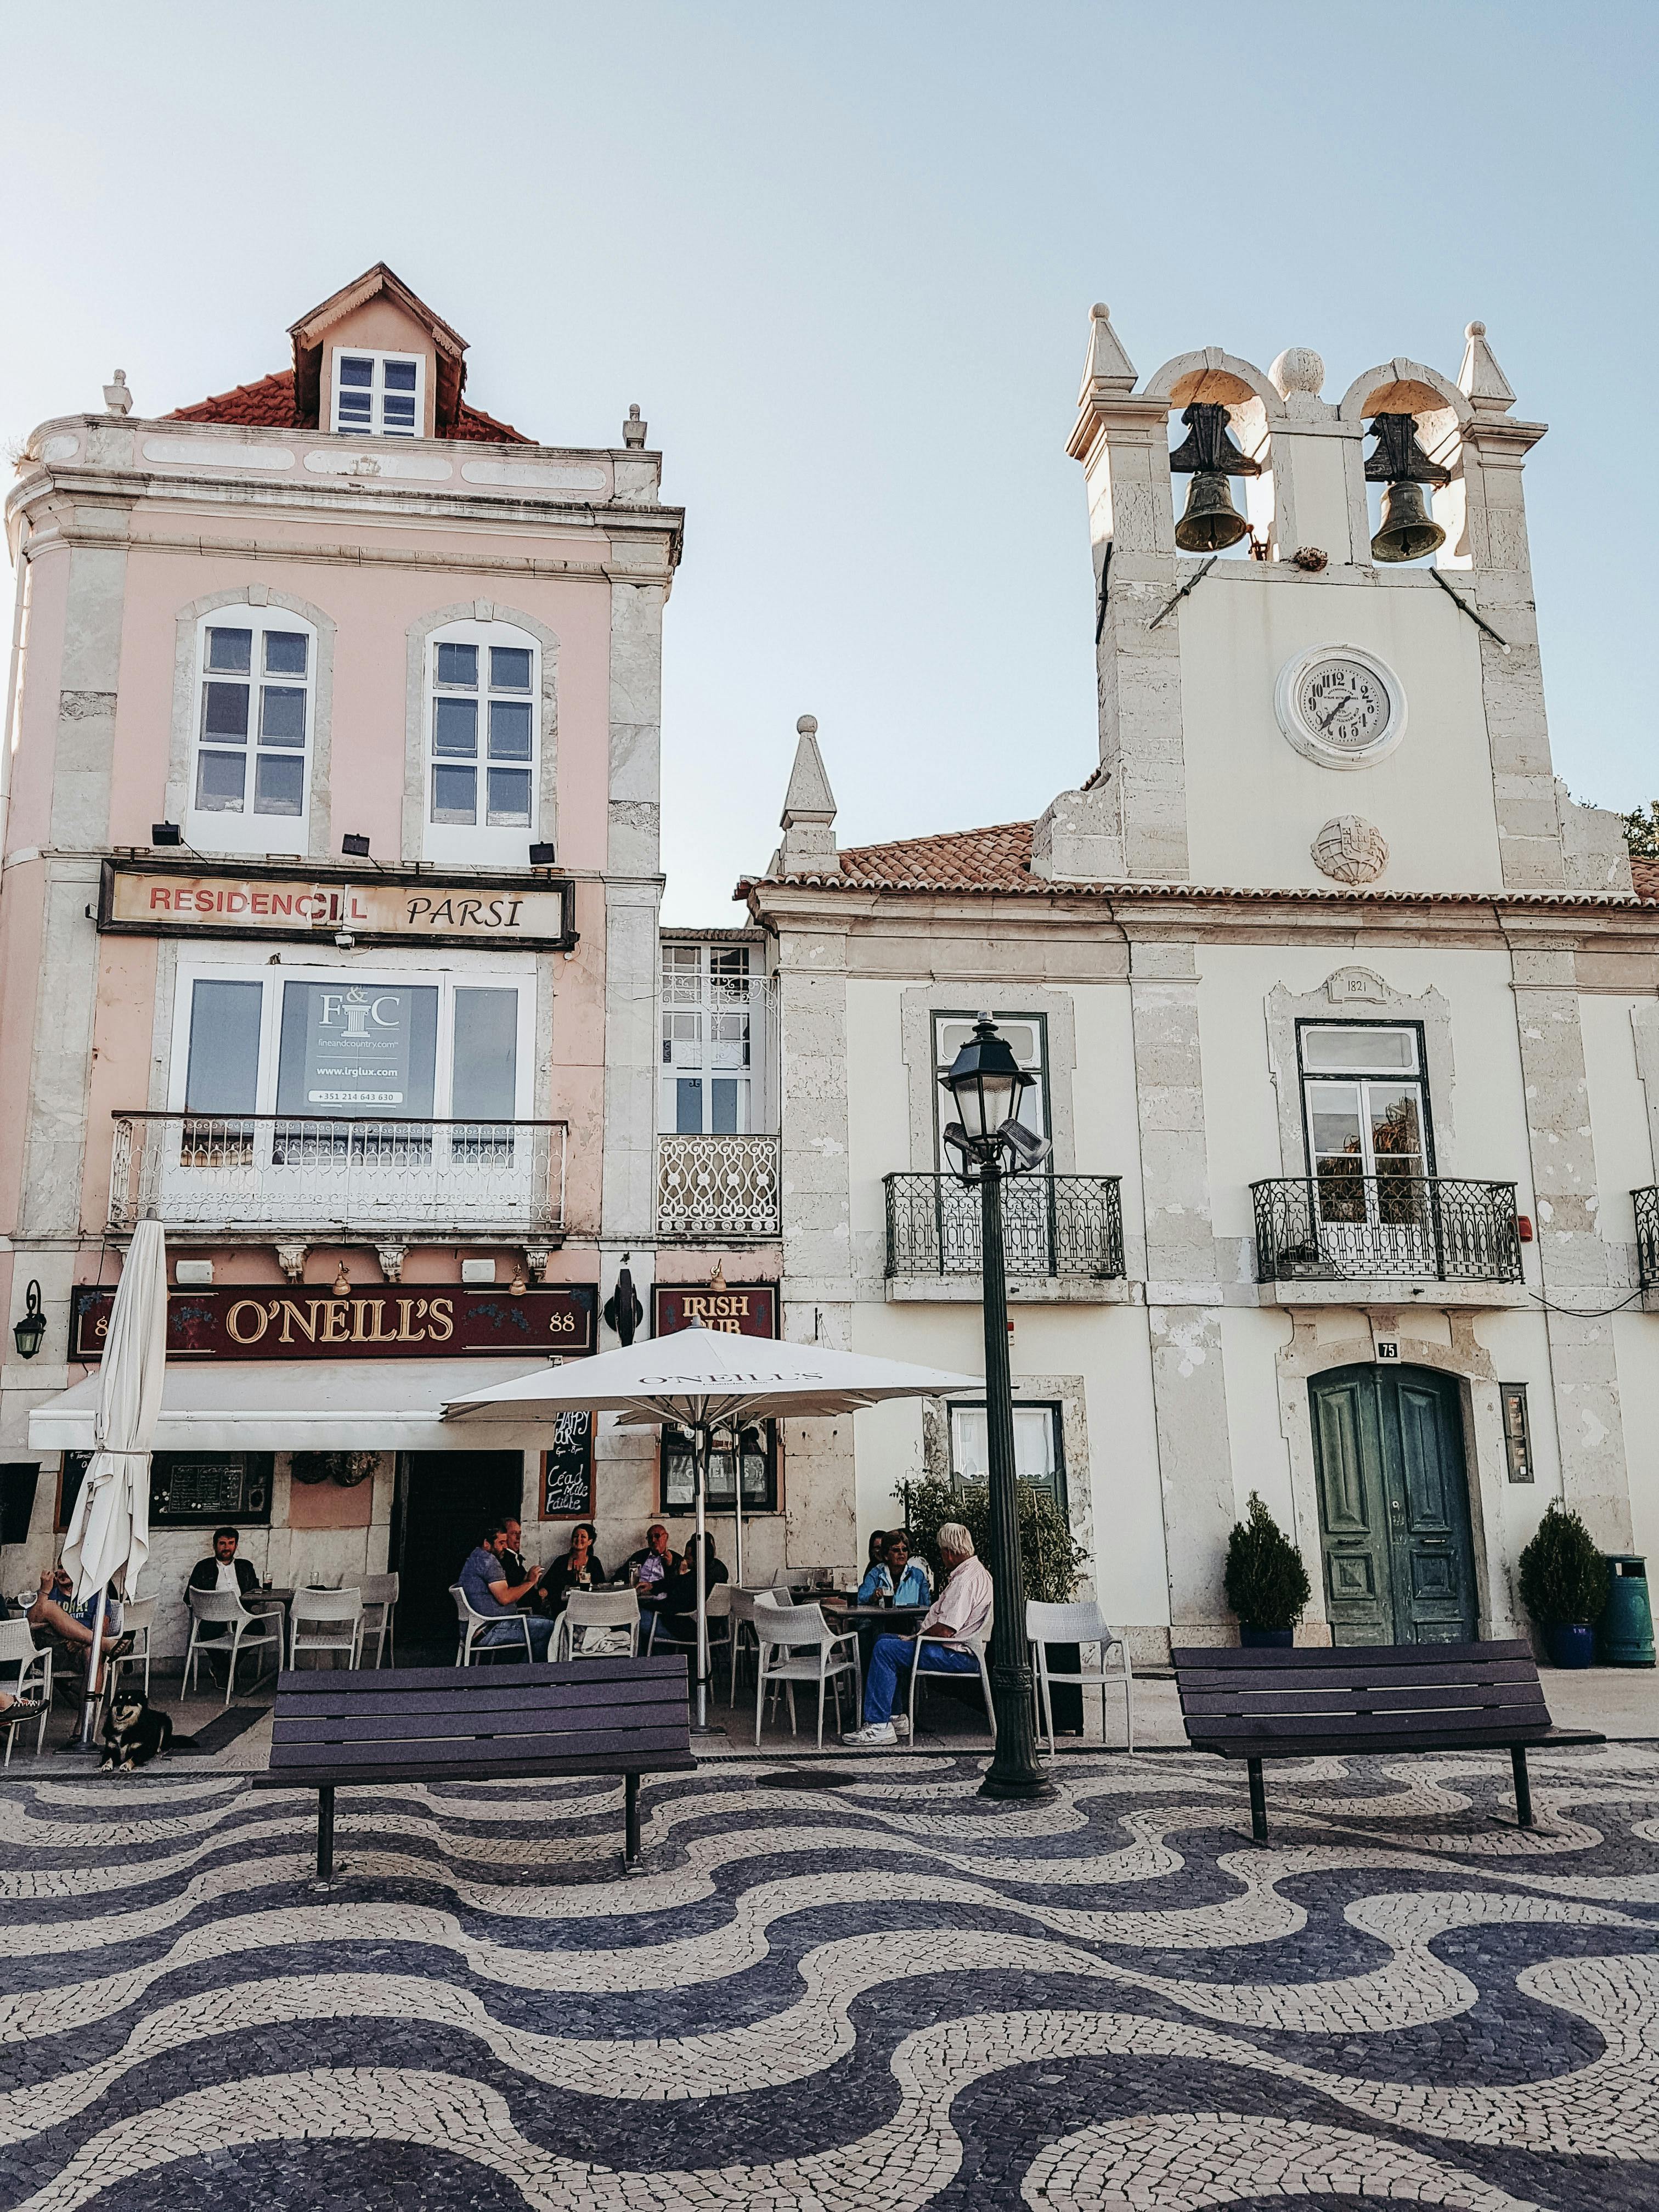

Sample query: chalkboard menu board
[541,1411,594,1519]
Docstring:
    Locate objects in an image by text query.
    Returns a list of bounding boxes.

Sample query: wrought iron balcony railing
[1635,1187,1659,1290]
[885,1172,1125,1280]
[109,1113,567,1238]
[656,1133,781,1238]
[1251,1173,1522,1284]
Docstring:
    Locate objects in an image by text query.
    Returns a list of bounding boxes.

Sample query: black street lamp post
[939,1013,1055,1801]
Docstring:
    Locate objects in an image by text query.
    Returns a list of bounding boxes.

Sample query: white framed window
[423,620,539,865]
[949,1401,1068,1517]
[659,944,755,1133]
[331,349,424,437]
[171,962,535,1125]
[187,607,315,856]
[932,1010,1047,1166]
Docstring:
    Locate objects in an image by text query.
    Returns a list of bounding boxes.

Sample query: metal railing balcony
[109,1112,567,1238]
[884,1172,1125,1280]
[1635,1187,1659,1290]
[656,1133,781,1238]
[1251,1174,1522,1284]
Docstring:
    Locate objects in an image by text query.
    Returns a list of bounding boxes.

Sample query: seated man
[495,1516,554,1617]
[459,1520,556,1660]
[187,1526,262,1638]
[27,1566,129,1688]
[856,1528,933,1609]
[843,1522,991,1748]
[625,1522,677,1629]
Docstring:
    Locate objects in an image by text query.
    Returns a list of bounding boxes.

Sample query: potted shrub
[1517,1501,1609,1668]
[1224,1492,1312,1649]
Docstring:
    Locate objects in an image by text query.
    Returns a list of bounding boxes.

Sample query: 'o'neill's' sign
[97,860,575,949]
[71,1283,596,1362]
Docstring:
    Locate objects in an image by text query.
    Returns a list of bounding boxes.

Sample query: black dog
[100,1692,175,1771]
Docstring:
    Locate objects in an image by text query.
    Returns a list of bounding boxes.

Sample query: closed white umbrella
[444,1325,979,1730]
[60,1217,168,1747]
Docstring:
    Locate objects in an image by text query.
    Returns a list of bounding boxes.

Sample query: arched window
[422,618,539,862]
[188,606,316,855]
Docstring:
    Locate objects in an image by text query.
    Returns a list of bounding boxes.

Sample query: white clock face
[1276,645,1406,770]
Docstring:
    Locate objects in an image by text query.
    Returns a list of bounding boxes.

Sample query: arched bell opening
[1340,363,1471,569]
[1145,352,1283,562]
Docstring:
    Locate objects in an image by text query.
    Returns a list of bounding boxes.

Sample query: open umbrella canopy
[60,1217,168,1604]
[442,1324,981,1430]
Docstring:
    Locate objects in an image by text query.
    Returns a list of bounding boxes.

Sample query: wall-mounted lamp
[341,834,371,859]
[13,1281,47,1361]
[528,843,556,867]
[151,823,182,847]
[509,1262,528,1296]
[332,1261,352,1297]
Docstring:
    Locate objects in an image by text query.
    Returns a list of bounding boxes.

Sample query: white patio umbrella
[60,1217,168,1747]
[444,1325,980,1730]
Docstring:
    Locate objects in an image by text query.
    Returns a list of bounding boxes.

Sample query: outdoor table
[821,1597,931,1678]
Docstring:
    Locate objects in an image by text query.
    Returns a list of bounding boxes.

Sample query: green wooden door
[1309,1365,1477,1645]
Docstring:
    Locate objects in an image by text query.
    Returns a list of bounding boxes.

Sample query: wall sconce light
[509,1263,528,1296]
[151,823,182,847]
[12,1280,46,1361]
[332,1261,352,1297]
[528,843,556,867]
[341,834,371,859]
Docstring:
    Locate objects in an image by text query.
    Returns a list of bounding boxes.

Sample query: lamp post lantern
[939,1013,1054,1801]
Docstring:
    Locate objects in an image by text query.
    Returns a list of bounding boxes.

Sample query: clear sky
[3,3,1654,922]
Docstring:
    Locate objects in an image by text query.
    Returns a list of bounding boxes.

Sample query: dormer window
[331,349,423,437]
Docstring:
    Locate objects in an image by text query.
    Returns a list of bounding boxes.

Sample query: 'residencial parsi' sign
[97,861,575,949]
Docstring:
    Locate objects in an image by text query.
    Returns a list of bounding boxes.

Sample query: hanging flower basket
[291,1451,379,1489]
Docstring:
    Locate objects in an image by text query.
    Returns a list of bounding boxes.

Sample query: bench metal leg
[317,1785,336,1881]
[1246,1758,1268,1844]
[1511,1745,1534,1830]
[624,1773,641,1867]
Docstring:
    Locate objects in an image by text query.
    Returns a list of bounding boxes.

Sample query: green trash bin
[1600,1555,1656,1667]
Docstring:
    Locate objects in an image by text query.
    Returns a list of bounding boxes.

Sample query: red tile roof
[1632,855,1659,901]
[834,820,1036,891]
[165,368,531,443]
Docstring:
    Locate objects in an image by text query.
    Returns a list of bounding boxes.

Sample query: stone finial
[1269,347,1324,398]
[1312,815,1390,885]
[623,403,646,448]
[1457,320,1515,415]
[1077,303,1137,400]
[103,369,132,416]
[777,713,839,873]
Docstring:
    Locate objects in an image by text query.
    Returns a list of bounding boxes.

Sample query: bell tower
[1032,307,1632,899]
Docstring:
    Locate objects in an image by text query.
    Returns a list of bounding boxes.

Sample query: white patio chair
[555,1587,641,1660]
[725,1587,781,1705]
[906,1623,996,1740]
[1026,1598,1135,1752]
[770,1569,814,1594]
[450,1583,534,1667]
[106,1596,156,1701]
[358,1573,399,1669]
[288,1587,363,1671]
[0,1618,52,1763]
[647,1582,733,1679]
[753,1599,861,1750]
[184,1587,284,1706]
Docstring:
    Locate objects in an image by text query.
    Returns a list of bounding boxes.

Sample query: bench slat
[273,1656,686,1700]
[1189,1725,1602,1762]
[1180,1680,1549,1720]
[254,1748,699,1791]
[1192,1704,1552,1744]
[268,1722,695,1771]
[1171,1640,1532,1672]
[275,1683,654,1720]
[1177,1660,1541,1699]
[273,1696,688,1747]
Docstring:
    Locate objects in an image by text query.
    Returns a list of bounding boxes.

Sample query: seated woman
[650,1531,729,1649]
[857,1528,933,1609]
[542,1522,608,1610]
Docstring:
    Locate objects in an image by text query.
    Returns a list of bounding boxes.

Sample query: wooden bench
[1172,1639,1603,1843]
[252,1655,696,1878]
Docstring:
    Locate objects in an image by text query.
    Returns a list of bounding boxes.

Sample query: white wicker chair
[753,1599,860,1749]
[1026,1598,1134,1752]
[184,1588,284,1705]
[106,1596,156,1701]
[450,1584,534,1667]
[358,1574,399,1669]
[0,1620,51,1763]
[647,1582,733,1679]
[906,1625,996,1739]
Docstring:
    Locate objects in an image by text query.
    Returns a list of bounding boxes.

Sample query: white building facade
[743,313,1659,1657]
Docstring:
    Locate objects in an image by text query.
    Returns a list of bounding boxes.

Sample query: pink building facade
[0,266,787,1652]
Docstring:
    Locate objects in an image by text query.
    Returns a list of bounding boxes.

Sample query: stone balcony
[883,1172,1127,1302]
[1251,1174,1526,1307]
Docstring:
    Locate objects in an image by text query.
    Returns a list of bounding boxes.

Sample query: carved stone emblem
[1312,815,1389,884]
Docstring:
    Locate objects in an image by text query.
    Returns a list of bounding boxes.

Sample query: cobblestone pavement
[3,1744,1658,2209]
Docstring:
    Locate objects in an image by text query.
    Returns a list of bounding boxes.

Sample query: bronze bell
[1176,471,1250,553]
[1371,478,1446,563]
